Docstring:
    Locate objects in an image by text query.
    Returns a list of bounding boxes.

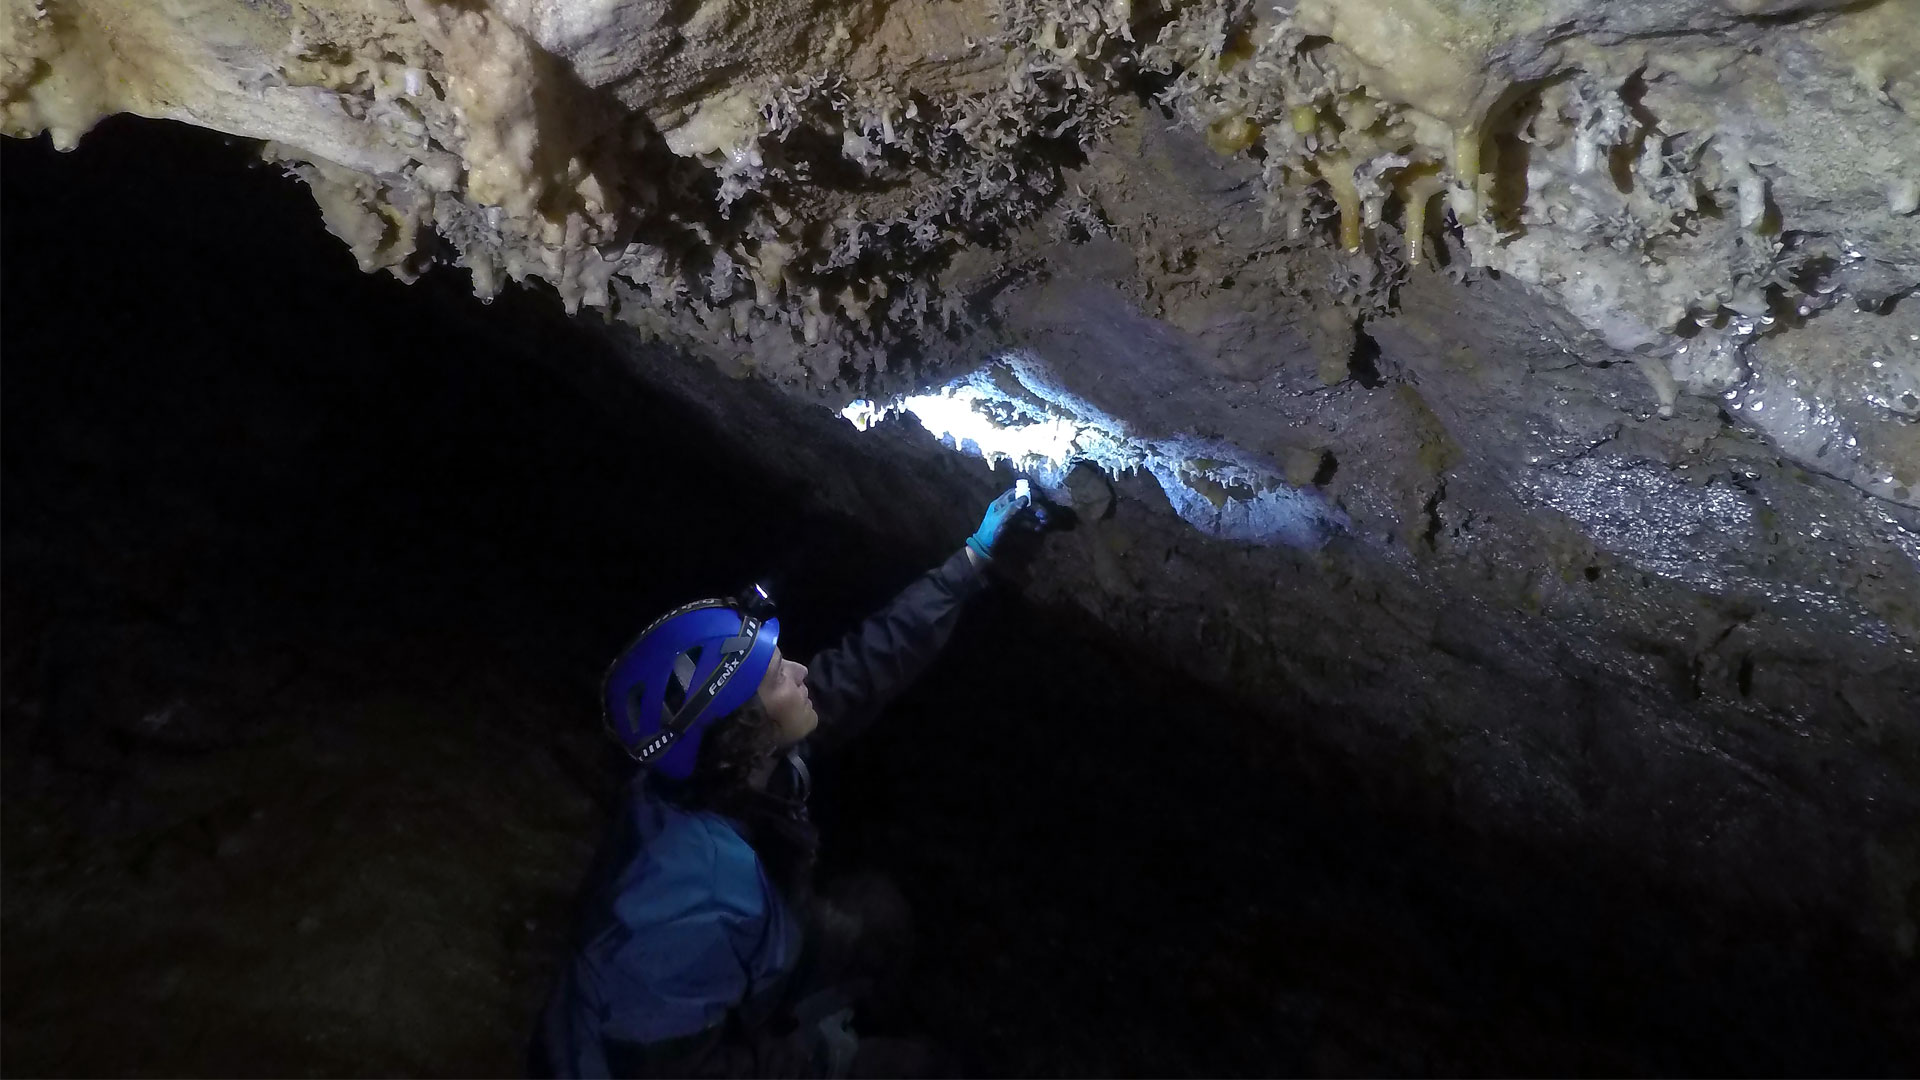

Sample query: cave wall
[5,0,1920,999]
[556,254,1920,981]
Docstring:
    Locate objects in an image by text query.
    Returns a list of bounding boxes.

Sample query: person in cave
[532,484,1046,1079]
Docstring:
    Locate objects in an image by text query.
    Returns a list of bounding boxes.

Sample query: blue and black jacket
[536,549,986,1078]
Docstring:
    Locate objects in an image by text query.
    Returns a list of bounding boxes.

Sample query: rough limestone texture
[5,0,1915,496]
[6,0,1920,994]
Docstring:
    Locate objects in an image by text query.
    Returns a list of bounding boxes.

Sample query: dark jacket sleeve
[804,547,987,750]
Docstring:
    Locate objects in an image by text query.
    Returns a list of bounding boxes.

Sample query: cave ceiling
[6,0,1915,492]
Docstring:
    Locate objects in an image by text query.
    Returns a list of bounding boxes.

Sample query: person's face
[755,648,816,746]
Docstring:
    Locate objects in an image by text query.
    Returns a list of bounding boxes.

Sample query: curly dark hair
[681,697,784,817]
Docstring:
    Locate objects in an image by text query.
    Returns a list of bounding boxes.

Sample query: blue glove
[966,485,1032,560]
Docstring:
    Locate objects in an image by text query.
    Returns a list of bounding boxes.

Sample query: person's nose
[793,661,809,686]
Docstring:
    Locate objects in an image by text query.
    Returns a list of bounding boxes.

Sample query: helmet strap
[784,748,811,804]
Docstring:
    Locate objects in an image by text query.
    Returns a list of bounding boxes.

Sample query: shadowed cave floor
[1,120,1911,1077]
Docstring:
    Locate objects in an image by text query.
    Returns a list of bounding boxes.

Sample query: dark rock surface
[585,229,1920,991]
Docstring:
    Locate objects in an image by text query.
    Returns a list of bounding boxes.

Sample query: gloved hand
[965,484,1032,561]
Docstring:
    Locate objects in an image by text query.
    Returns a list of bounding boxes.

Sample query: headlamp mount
[736,581,778,622]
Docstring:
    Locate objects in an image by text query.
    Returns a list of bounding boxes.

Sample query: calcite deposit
[5,0,1914,502]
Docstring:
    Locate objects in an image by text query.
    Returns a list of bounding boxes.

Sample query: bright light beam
[842,353,1349,549]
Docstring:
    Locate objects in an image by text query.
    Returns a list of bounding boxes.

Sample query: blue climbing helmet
[602,584,781,777]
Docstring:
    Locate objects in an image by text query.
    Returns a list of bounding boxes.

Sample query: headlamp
[737,581,778,621]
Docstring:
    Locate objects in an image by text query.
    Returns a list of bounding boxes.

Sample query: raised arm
[804,485,1043,749]
[802,547,987,751]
